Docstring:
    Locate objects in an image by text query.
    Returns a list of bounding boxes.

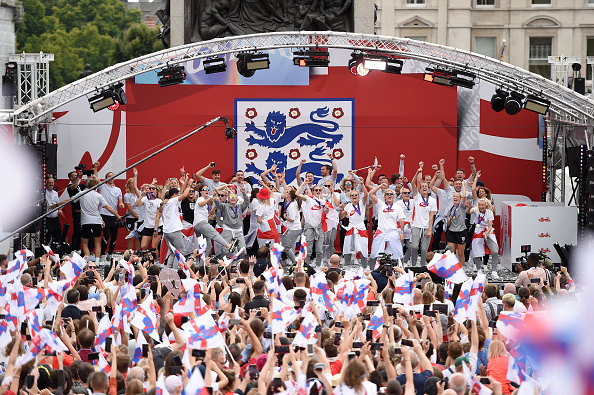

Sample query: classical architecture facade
[374,0,594,89]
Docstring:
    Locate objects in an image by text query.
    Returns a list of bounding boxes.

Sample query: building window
[532,0,551,4]
[477,0,495,5]
[406,0,425,4]
[475,37,496,58]
[586,37,594,80]
[529,37,552,79]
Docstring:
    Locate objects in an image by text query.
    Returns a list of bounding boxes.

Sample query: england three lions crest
[236,99,354,186]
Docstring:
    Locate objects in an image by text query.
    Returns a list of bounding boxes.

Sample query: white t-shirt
[471,207,494,234]
[376,200,405,231]
[371,186,389,219]
[98,184,122,217]
[255,199,276,222]
[142,196,163,228]
[283,200,301,231]
[344,201,366,228]
[79,191,109,225]
[124,192,140,218]
[411,193,437,229]
[45,189,59,218]
[162,198,183,233]
[302,196,325,226]
[193,196,211,226]
[434,188,448,217]
[396,199,413,224]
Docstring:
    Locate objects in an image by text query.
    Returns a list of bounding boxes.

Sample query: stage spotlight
[424,67,475,89]
[293,50,329,67]
[158,64,186,87]
[384,58,404,74]
[236,52,270,78]
[524,95,550,115]
[505,91,525,115]
[89,90,116,112]
[363,57,387,70]
[348,53,369,76]
[451,69,476,89]
[490,89,508,112]
[203,57,227,74]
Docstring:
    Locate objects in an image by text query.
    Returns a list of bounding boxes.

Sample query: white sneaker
[491,271,500,280]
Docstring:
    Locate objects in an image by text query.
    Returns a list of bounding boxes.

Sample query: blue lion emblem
[245,107,342,148]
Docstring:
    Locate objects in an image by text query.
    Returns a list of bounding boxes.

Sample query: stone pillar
[354,0,375,34]
[169,0,185,47]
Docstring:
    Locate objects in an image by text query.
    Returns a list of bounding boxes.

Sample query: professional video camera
[75,163,94,176]
[515,244,550,273]
[135,248,157,263]
[377,252,400,276]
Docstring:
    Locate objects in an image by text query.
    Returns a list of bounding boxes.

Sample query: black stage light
[89,90,116,112]
[348,53,369,76]
[524,95,550,115]
[157,65,186,87]
[505,91,525,115]
[293,50,329,67]
[490,89,508,112]
[203,57,227,74]
[237,52,270,78]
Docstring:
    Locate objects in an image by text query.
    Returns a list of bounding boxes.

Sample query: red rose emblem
[245,108,257,119]
[289,149,301,160]
[289,108,301,119]
[332,148,344,160]
[332,107,344,119]
[246,149,257,160]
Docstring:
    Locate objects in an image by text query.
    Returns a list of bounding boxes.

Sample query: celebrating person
[134,181,164,259]
[97,168,125,258]
[409,163,437,266]
[339,177,371,269]
[192,184,234,256]
[214,183,249,258]
[296,181,327,268]
[369,184,406,260]
[467,195,500,279]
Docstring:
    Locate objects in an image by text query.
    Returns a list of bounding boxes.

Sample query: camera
[115,219,127,228]
[75,163,94,177]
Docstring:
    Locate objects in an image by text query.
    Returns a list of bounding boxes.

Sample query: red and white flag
[292,311,318,348]
[130,291,160,341]
[427,251,468,284]
[271,297,301,334]
[61,252,87,282]
[182,367,209,395]
[182,314,225,349]
[42,244,60,264]
[393,271,415,306]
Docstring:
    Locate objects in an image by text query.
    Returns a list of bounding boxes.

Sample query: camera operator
[514,252,548,287]
[79,176,123,258]
[45,175,62,244]
[97,164,125,258]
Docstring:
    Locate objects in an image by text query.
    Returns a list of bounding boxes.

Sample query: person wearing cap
[296,181,328,268]
[254,186,280,246]
[214,184,249,258]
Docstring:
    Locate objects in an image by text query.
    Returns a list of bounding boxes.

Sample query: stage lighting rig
[349,52,405,76]
[505,91,525,115]
[348,53,369,76]
[203,56,227,74]
[524,94,550,115]
[490,89,507,112]
[424,67,476,89]
[158,64,186,87]
[293,49,329,67]
[88,82,126,112]
[236,52,270,78]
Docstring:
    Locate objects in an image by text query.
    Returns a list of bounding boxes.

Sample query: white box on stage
[499,201,577,268]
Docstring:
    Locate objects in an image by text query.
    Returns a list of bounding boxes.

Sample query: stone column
[169,0,185,47]
[354,0,375,34]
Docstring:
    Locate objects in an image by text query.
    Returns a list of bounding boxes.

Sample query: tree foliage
[16,0,162,91]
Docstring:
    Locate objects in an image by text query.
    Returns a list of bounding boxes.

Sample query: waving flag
[0,275,7,307]
[310,272,336,312]
[197,236,207,259]
[393,271,415,305]
[292,311,318,347]
[174,279,211,315]
[463,362,493,395]
[182,314,225,349]
[298,234,307,263]
[95,315,114,352]
[38,328,68,354]
[119,259,135,284]
[130,291,160,341]
[61,252,87,281]
[183,367,209,395]
[352,279,370,312]
[334,279,369,319]
[132,331,146,365]
[272,297,301,334]
[467,273,486,322]
[365,305,385,341]
[27,308,43,340]
[98,351,112,374]
[111,303,131,334]
[156,374,170,395]
[4,258,25,283]
[120,283,138,319]
[42,244,60,264]
[497,311,525,340]
[427,251,468,284]
[0,320,11,349]
[270,242,284,269]
[46,278,77,315]
[453,279,473,324]
[168,243,191,278]
[444,280,455,300]
[223,247,246,266]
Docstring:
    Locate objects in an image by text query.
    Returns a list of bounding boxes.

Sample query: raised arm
[429,170,440,194]
[328,152,338,180]
[295,158,305,186]
[368,184,381,205]
[411,166,422,196]
[399,154,405,176]
[471,170,481,201]
[468,156,477,182]
[195,162,215,183]
[295,181,308,201]
[365,166,378,189]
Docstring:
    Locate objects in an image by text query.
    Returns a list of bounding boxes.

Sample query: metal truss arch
[10,31,594,127]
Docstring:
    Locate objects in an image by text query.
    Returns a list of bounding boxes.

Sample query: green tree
[111,23,164,65]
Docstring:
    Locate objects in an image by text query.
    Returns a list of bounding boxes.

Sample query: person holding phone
[195,161,225,197]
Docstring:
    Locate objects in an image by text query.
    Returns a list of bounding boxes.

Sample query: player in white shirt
[134,183,164,259]
[79,177,122,258]
[296,182,327,268]
[467,197,500,280]
[123,169,141,251]
[280,188,302,266]
[97,171,124,256]
[369,185,405,260]
[193,184,233,256]
[429,167,449,252]
[339,180,371,268]
[410,163,437,266]
[321,181,340,263]
[160,179,193,268]
[396,188,414,263]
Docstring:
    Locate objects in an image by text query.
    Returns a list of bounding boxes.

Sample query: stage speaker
[566,146,583,178]
[44,143,58,178]
[574,77,586,95]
